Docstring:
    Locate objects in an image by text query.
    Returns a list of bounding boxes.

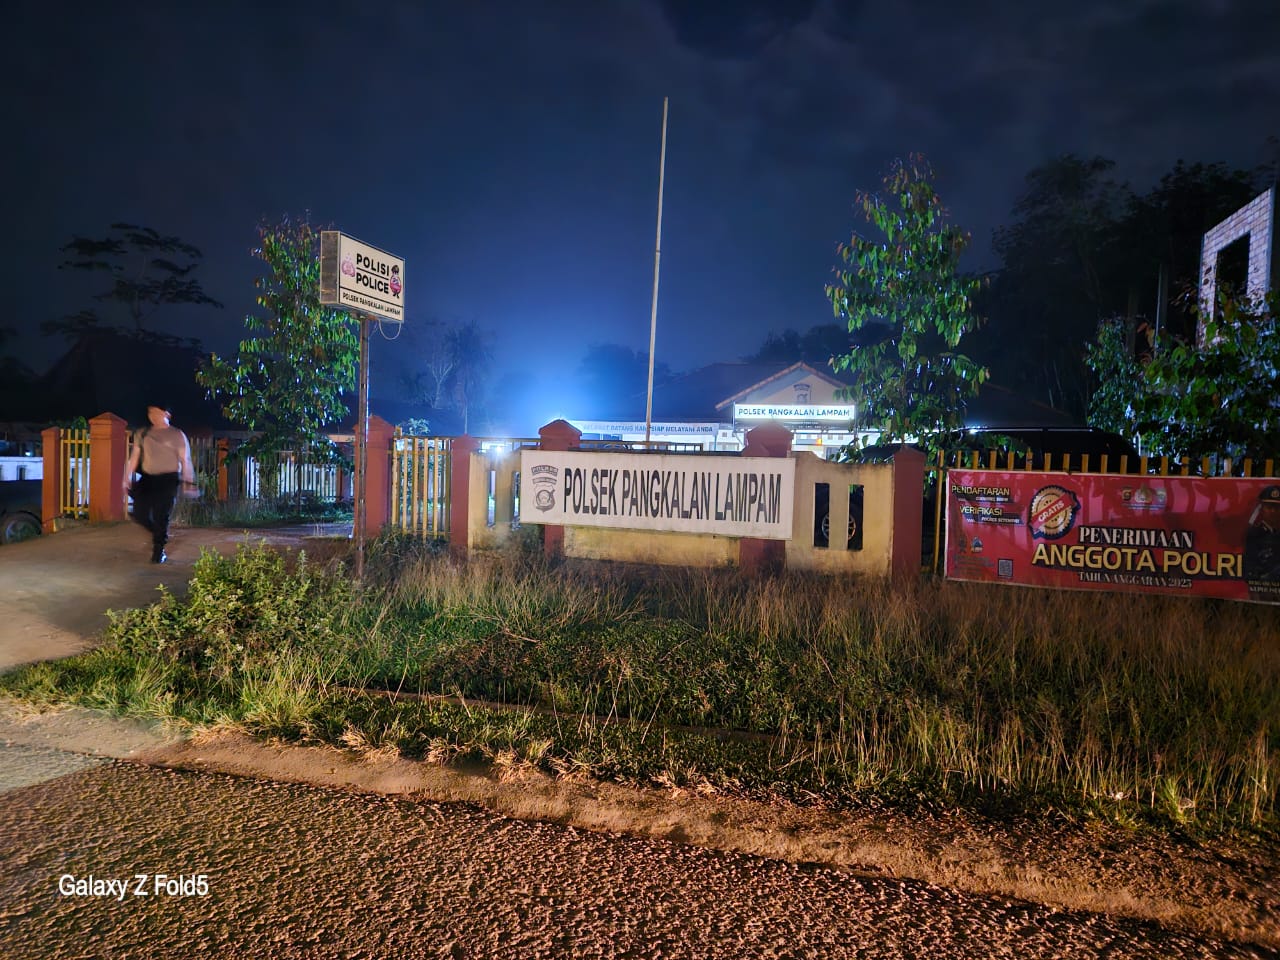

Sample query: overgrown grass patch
[2,538,1277,835]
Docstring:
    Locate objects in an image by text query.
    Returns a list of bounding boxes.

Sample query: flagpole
[644,97,668,446]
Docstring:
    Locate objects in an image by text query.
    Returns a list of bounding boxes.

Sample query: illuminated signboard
[733,403,855,423]
[319,231,405,321]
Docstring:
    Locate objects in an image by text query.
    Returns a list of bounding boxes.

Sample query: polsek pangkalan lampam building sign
[519,451,795,539]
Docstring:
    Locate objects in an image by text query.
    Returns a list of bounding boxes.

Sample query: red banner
[945,471,1280,604]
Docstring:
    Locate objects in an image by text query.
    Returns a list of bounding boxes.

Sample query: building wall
[479,445,921,576]
[572,364,862,456]
[563,526,739,566]
[727,371,857,455]
[786,453,898,575]
[1198,187,1276,342]
[0,457,42,481]
[746,373,842,406]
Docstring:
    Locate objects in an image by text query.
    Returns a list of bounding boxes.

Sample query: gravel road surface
[1,759,1270,960]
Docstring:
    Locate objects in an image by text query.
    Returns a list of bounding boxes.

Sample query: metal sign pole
[318,231,401,583]
[644,96,669,446]
[354,311,370,582]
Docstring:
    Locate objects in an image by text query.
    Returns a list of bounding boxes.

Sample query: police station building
[569,361,863,456]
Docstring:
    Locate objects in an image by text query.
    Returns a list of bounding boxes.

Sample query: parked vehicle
[0,479,42,544]
[948,427,1141,471]
[853,428,1141,470]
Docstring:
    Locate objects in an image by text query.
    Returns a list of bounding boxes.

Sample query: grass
[2,535,1277,835]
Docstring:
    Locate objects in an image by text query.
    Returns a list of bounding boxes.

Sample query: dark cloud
[4,0,1277,431]
[658,0,822,58]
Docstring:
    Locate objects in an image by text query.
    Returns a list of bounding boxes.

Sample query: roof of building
[608,361,850,421]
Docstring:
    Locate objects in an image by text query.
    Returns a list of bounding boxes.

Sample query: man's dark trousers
[131,471,180,558]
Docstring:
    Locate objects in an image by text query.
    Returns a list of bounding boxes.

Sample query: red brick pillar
[361,415,395,538]
[88,413,129,523]
[41,426,62,533]
[537,419,581,561]
[449,434,480,560]
[739,423,793,575]
[216,438,231,502]
[890,444,926,580]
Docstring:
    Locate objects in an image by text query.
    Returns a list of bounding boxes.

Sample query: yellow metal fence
[390,435,452,539]
[59,428,91,518]
[933,449,1278,479]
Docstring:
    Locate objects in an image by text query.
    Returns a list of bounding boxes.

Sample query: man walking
[123,403,193,563]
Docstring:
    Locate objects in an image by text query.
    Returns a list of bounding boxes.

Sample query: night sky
[7,0,1278,433]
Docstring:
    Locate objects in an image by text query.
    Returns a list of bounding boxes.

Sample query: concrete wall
[1199,187,1276,343]
[784,449,924,578]
[460,435,925,578]
[564,526,738,566]
[466,449,521,553]
[786,452,892,575]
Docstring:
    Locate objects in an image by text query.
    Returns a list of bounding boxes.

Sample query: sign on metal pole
[319,231,406,580]
[320,232,405,322]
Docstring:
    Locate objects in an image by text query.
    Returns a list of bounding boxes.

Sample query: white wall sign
[319,231,405,321]
[571,420,720,436]
[733,403,855,423]
[519,450,794,539]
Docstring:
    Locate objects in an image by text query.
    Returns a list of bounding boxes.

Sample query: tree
[0,325,32,379]
[420,323,459,412]
[825,155,988,448]
[393,316,452,411]
[1115,160,1262,343]
[198,215,358,478]
[976,155,1126,416]
[1084,316,1144,438]
[47,222,222,343]
[393,317,496,433]
[444,320,493,435]
[0,325,35,420]
[745,324,851,366]
[1137,292,1280,459]
[979,155,1263,419]
[1086,291,1280,459]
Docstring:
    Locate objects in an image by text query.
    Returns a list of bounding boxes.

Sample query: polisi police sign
[319,231,405,321]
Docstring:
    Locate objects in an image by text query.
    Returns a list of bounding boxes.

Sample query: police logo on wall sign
[531,464,559,512]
